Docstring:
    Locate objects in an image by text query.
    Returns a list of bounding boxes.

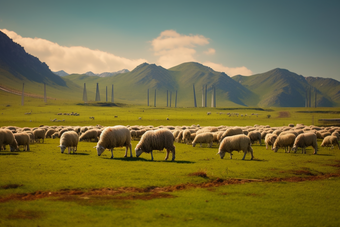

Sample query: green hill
[232,68,336,107]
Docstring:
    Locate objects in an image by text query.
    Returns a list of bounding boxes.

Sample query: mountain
[0,30,66,87]
[305,77,340,106]
[83,69,130,77]
[232,68,336,107]
[54,70,69,77]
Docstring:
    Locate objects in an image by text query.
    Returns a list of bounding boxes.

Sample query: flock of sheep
[0,123,339,161]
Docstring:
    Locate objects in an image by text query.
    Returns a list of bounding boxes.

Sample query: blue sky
[1,0,339,80]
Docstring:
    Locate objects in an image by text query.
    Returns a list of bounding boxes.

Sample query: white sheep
[182,129,193,144]
[272,133,296,153]
[59,131,79,154]
[265,133,277,150]
[292,133,318,154]
[33,129,45,143]
[95,126,132,159]
[321,135,339,149]
[247,131,262,145]
[14,133,30,151]
[135,129,175,161]
[219,127,243,142]
[45,129,57,138]
[0,129,18,152]
[79,129,100,142]
[218,134,253,160]
[192,132,214,148]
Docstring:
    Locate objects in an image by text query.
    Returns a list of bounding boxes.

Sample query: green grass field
[1,91,340,226]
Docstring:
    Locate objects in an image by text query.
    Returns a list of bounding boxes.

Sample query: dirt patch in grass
[1,165,339,203]
[188,171,209,178]
[277,111,291,118]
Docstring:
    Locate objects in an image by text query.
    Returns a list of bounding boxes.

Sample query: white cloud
[151,30,252,76]
[1,29,147,74]
[151,30,209,68]
[204,48,216,55]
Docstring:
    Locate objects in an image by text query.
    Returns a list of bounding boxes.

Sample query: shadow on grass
[107,157,195,163]
[0,152,19,155]
[316,153,334,156]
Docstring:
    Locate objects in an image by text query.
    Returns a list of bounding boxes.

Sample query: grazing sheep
[33,129,45,143]
[331,131,340,141]
[182,129,193,144]
[52,132,59,139]
[95,126,132,159]
[272,133,296,153]
[292,133,318,154]
[192,132,214,148]
[25,131,35,143]
[219,127,243,142]
[14,133,30,151]
[265,133,277,150]
[0,129,18,152]
[175,130,184,143]
[59,131,79,154]
[247,131,262,145]
[135,129,175,161]
[45,129,57,138]
[218,134,253,160]
[79,129,100,142]
[321,136,340,149]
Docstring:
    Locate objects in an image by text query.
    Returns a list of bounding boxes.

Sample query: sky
[0,0,339,79]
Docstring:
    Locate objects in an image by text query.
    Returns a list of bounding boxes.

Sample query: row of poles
[82,83,114,103]
[20,82,316,108]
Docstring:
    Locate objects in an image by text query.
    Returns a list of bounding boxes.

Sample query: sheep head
[58,145,66,153]
[135,147,143,157]
[95,145,105,156]
[217,150,225,159]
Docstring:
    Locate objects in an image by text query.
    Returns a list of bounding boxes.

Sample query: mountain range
[54,69,130,77]
[0,30,339,107]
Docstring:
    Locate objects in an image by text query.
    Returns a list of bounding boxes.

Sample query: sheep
[79,129,100,142]
[52,132,59,139]
[182,129,193,144]
[272,133,296,153]
[331,131,340,141]
[218,134,253,160]
[321,136,340,149]
[45,129,57,138]
[0,129,18,152]
[265,133,277,150]
[33,129,45,143]
[59,131,79,154]
[175,130,184,143]
[219,127,243,142]
[292,133,318,154]
[95,126,132,159]
[192,132,214,148]
[247,131,262,145]
[135,129,175,161]
[14,133,30,151]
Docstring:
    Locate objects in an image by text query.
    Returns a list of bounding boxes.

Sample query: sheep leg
[242,150,247,160]
[110,149,114,159]
[171,148,175,161]
[165,149,169,160]
[68,147,71,154]
[209,142,212,148]
[129,144,133,157]
[150,151,154,161]
[27,144,30,151]
[230,152,233,159]
[200,143,202,148]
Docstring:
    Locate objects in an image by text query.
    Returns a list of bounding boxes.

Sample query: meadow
[1,91,340,226]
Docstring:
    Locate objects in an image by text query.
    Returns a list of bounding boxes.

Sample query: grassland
[1,91,340,226]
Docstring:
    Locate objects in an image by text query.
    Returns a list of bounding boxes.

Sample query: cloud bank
[1,29,252,76]
[1,29,147,74]
[151,30,252,76]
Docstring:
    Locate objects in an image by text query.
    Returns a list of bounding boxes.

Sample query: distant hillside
[54,70,69,77]
[232,68,336,107]
[83,69,130,77]
[0,31,82,100]
[0,30,66,87]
